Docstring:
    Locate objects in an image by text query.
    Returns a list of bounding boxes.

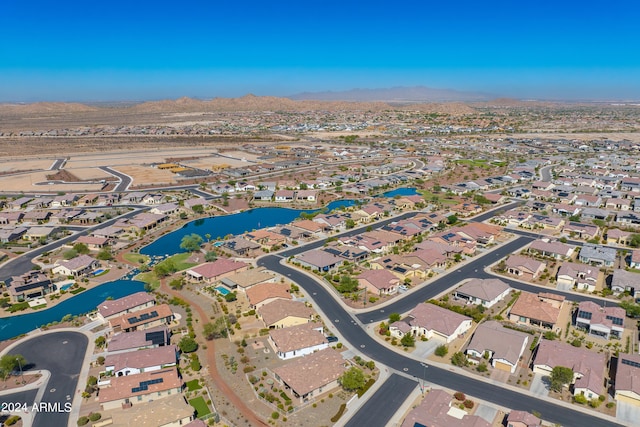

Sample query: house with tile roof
[110,304,174,333]
[556,262,599,293]
[185,258,249,283]
[465,321,529,374]
[104,345,178,377]
[533,339,606,399]
[527,240,574,259]
[258,299,314,329]
[52,254,100,277]
[107,326,170,352]
[454,278,511,308]
[400,389,490,427]
[97,291,156,321]
[390,303,472,344]
[506,410,542,427]
[578,243,616,267]
[575,301,625,340]
[614,353,640,406]
[504,255,546,281]
[268,322,329,360]
[98,368,183,411]
[245,282,292,308]
[273,348,346,403]
[357,269,399,296]
[508,292,563,331]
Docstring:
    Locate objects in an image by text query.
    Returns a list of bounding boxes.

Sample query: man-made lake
[0,188,416,340]
[0,279,145,341]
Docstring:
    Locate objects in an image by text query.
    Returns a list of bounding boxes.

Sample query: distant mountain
[289,86,496,103]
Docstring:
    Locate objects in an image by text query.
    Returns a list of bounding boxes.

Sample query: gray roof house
[465,321,529,374]
[578,244,616,267]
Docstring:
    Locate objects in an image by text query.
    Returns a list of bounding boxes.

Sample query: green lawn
[123,253,149,265]
[189,396,211,417]
[135,272,160,289]
[168,252,198,271]
[186,379,202,391]
[418,190,458,205]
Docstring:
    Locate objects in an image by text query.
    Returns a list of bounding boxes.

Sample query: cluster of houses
[90,292,204,426]
[182,258,353,404]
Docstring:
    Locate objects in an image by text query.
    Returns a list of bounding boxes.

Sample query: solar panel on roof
[127,310,159,324]
[145,330,166,346]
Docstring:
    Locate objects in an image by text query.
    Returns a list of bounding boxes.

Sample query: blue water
[0,188,407,341]
[60,284,73,291]
[215,286,230,296]
[381,187,418,197]
[93,269,105,276]
[0,279,146,341]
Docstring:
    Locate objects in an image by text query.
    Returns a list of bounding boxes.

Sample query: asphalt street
[6,331,88,427]
[98,166,131,192]
[259,254,623,427]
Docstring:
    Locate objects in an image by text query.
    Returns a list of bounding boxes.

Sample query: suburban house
[575,300,625,340]
[244,229,286,250]
[245,283,292,309]
[454,278,511,308]
[74,235,110,250]
[104,345,178,377]
[110,304,174,333]
[268,322,329,360]
[533,339,606,399]
[272,348,346,404]
[222,236,261,257]
[357,269,399,296]
[257,299,315,329]
[508,292,564,331]
[390,303,472,344]
[631,250,640,269]
[219,267,277,291]
[97,291,156,321]
[506,411,542,427]
[555,262,599,293]
[614,353,640,406]
[98,368,183,411]
[400,389,490,427]
[578,244,617,267]
[465,321,530,374]
[107,326,170,353]
[610,268,639,297]
[52,254,100,277]
[0,227,27,243]
[295,249,344,272]
[564,222,600,240]
[504,255,546,281]
[274,190,296,202]
[7,271,54,302]
[185,259,249,283]
[527,240,574,259]
[105,395,194,427]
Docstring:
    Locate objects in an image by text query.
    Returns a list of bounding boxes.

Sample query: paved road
[258,254,623,427]
[6,331,88,427]
[540,165,554,182]
[0,208,144,283]
[99,166,131,192]
[343,374,416,427]
[49,159,66,171]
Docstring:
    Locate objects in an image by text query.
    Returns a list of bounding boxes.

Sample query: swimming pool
[93,269,105,276]
[60,284,73,291]
[215,286,230,296]
[213,241,224,247]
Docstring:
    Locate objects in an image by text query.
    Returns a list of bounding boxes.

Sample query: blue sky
[1,0,639,102]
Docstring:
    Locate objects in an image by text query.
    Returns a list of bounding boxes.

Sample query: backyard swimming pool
[215,286,230,296]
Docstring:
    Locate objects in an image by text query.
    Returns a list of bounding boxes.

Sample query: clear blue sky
[1,0,639,102]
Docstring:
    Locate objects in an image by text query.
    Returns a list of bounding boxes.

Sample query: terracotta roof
[273,348,345,396]
[107,326,169,352]
[269,322,327,353]
[456,278,510,302]
[509,292,560,324]
[98,292,155,318]
[258,299,314,326]
[534,339,605,388]
[246,283,292,306]
[400,389,490,427]
[107,394,194,427]
[357,269,399,290]
[104,345,177,372]
[187,258,248,279]
[110,304,173,330]
[507,411,541,427]
[408,303,472,337]
[616,353,640,397]
[98,368,182,403]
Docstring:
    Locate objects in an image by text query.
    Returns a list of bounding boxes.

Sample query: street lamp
[16,357,24,384]
[420,362,428,395]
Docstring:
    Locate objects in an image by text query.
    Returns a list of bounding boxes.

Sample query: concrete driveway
[413,339,442,359]
[617,401,640,426]
[530,373,550,397]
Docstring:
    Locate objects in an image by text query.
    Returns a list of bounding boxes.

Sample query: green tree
[400,333,415,347]
[96,248,113,260]
[73,243,90,254]
[447,215,458,225]
[153,259,177,277]
[0,354,27,380]
[169,278,184,290]
[180,233,204,252]
[94,336,106,348]
[630,234,640,248]
[178,336,198,353]
[345,219,356,229]
[550,366,574,392]
[336,275,359,293]
[619,300,640,317]
[224,291,237,302]
[192,204,204,214]
[339,367,365,391]
[388,313,401,323]
[63,249,78,260]
[205,251,218,262]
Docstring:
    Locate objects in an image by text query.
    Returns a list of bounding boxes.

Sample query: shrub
[463,399,474,409]
[570,339,582,347]
[435,344,448,357]
[89,413,102,422]
[476,363,488,373]
[331,403,347,423]
[5,416,20,426]
[271,412,279,420]
[77,416,89,426]
[574,394,588,404]
[454,392,466,401]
